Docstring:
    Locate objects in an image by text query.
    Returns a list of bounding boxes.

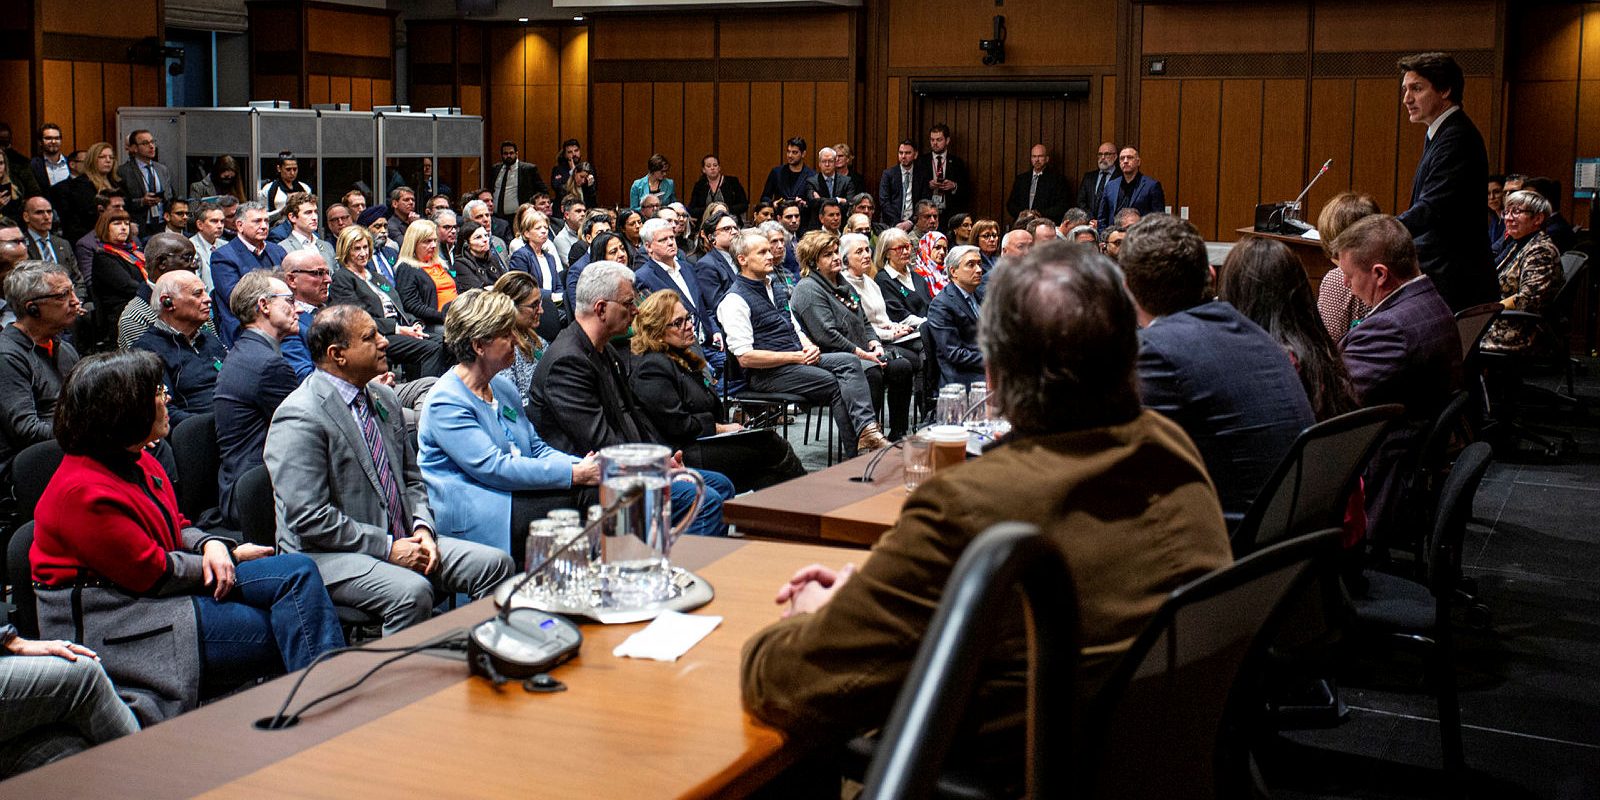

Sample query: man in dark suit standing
[214,270,303,527]
[1006,144,1071,222]
[1096,147,1165,229]
[1122,214,1315,527]
[917,124,970,222]
[20,196,83,301]
[117,130,175,238]
[487,141,548,225]
[1077,142,1119,217]
[1397,52,1498,311]
[877,140,932,230]
[1331,214,1461,540]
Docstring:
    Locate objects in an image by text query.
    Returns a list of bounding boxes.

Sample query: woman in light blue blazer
[419,289,600,565]
[627,153,677,211]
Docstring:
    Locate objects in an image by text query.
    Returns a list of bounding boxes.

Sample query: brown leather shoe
[856,422,891,452]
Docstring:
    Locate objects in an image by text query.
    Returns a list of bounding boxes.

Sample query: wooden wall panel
[886,78,903,161]
[1217,80,1264,238]
[43,0,156,36]
[815,83,849,161]
[1313,0,1496,51]
[683,82,716,190]
[352,78,372,112]
[1350,78,1400,217]
[309,75,332,106]
[653,83,685,193]
[1100,76,1117,147]
[716,83,751,195]
[0,62,29,141]
[330,76,353,106]
[1143,3,1308,54]
[1136,80,1181,204]
[524,84,560,163]
[1509,4,1583,81]
[1259,80,1308,212]
[886,0,1116,68]
[72,64,104,152]
[100,63,130,140]
[591,18,713,60]
[914,94,1083,222]
[622,82,653,196]
[720,15,849,59]
[590,82,624,206]
[41,61,73,145]
[1306,79,1355,220]
[781,82,816,160]
[1507,81,1578,200]
[748,82,784,190]
[1176,80,1221,236]
[307,8,391,57]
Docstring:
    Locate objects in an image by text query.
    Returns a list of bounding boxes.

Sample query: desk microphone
[851,392,989,483]
[467,486,645,684]
[1283,159,1333,231]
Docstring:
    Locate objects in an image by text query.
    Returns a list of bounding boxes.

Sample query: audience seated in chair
[1480,190,1564,355]
[1121,214,1316,527]
[1330,214,1461,543]
[329,225,452,379]
[741,241,1232,793]
[716,230,889,457]
[130,270,224,425]
[923,244,988,388]
[207,201,287,348]
[418,288,600,559]
[0,623,139,778]
[31,350,345,723]
[528,261,734,538]
[264,305,514,635]
[214,270,302,529]
[0,262,81,496]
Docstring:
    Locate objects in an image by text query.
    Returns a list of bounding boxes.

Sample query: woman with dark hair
[630,291,805,492]
[187,155,246,202]
[688,154,748,222]
[972,219,1002,271]
[90,207,147,337]
[1220,238,1358,422]
[615,208,645,267]
[30,351,344,722]
[418,289,599,561]
[790,230,915,440]
[491,270,557,406]
[946,213,975,246]
[628,154,676,211]
[454,218,508,291]
[562,231,631,314]
[748,200,775,226]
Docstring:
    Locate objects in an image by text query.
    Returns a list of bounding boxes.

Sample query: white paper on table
[612,611,724,662]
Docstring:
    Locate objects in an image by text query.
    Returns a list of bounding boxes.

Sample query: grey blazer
[265,371,434,585]
[279,232,340,272]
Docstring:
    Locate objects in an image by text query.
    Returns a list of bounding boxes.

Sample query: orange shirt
[420,263,458,308]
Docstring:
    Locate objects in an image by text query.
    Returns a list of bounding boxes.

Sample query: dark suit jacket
[1077,169,1115,215]
[688,175,749,222]
[508,244,564,302]
[30,155,68,195]
[54,175,108,244]
[1398,109,1497,311]
[487,161,549,210]
[630,351,722,460]
[116,159,175,232]
[529,324,659,455]
[695,250,739,310]
[1340,277,1461,538]
[805,172,855,207]
[875,268,931,323]
[209,237,288,346]
[1137,300,1316,526]
[393,263,446,325]
[1006,170,1071,221]
[24,231,84,298]
[924,284,985,386]
[329,267,414,334]
[635,259,722,342]
[214,328,299,525]
[1097,173,1166,228]
[877,164,933,226]
[916,151,971,215]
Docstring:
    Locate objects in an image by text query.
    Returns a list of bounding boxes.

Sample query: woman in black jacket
[454,219,508,292]
[90,208,147,345]
[789,230,915,440]
[630,292,805,492]
[687,155,749,223]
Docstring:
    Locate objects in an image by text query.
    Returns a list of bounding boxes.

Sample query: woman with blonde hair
[1313,192,1381,342]
[418,288,599,561]
[59,142,122,242]
[0,154,25,221]
[393,218,455,332]
[328,224,452,378]
[507,208,563,305]
[630,291,804,491]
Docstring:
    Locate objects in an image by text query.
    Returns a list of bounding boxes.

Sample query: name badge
[501,405,518,422]
[373,401,389,422]
[213,358,224,371]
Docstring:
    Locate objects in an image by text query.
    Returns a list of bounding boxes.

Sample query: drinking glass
[903,432,933,494]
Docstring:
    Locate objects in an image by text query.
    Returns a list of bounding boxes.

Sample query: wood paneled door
[913,91,1089,224]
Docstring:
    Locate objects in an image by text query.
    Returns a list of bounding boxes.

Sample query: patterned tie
[352,391,408,541]
[35,234,55,263]
[144,163,162,223]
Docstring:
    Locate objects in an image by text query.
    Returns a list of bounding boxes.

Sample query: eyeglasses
[1503,207,1533,217]
[606,296,638,310]
[24,289,75,304]
[290,268,331,277]
[668,314,694,329]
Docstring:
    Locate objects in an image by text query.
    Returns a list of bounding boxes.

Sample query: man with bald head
[21,197,83,301]
[132,268,225,424]
[1007,144,1070,222]
[116,232,206,349]
[279,248,333,380]
[1000,229,1033,261]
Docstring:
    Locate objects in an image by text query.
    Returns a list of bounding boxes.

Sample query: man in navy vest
[715,229,888,457]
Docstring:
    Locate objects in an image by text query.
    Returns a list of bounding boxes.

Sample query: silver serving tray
[492,566,714,625]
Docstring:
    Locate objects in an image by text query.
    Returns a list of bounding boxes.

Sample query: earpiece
[24,303,40,318]
[160,296,175,310]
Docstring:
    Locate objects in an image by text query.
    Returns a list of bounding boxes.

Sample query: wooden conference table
[0,537,849,799]
[723,451,909,547]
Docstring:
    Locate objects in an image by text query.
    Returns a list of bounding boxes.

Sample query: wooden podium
[1233,227,1334,294]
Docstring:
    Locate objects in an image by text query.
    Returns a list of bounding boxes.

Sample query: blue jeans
[671,468,734,538]
[196,554,345,691]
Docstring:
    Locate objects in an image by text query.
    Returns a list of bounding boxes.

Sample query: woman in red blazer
[30,351,345,721]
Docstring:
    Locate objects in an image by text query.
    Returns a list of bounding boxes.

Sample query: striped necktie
[352,391,408,541]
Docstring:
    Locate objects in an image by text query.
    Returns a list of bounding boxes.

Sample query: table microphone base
[468,607,583,683]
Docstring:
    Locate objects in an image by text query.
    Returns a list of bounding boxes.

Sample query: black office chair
[11,439,65,522]
[1350,441,1494,794]
[6,522,37,638]
[170,412,221,524]
[860,521,1080,800]
[1231,404,1403,557]
[1478,253,1589,456]
[1377,391,1470,569]
[1081,528,1343,800]
[720,355,833,465]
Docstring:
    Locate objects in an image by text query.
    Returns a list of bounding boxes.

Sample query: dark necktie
[1028,174,1039,209]
[1095,171,1109,200]
[352,391,408,541]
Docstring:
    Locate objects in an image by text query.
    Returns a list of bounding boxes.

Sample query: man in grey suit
[264,305,513,634]
[277,192,340,271]
[117,129,174,238]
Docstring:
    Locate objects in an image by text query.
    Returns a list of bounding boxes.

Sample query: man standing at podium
[1396,52,1498,311]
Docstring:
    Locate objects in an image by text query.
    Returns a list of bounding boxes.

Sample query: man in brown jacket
[740,241,1233,787]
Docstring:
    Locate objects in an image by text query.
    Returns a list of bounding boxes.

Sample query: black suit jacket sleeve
[519,163,550,201]
[538,349,624,453]
[924,293,983,373]
[631,354,717,449]
[394,264,445,324]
